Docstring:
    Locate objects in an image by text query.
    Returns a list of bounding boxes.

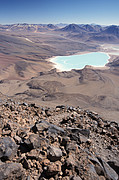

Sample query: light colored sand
[24,38,34,43]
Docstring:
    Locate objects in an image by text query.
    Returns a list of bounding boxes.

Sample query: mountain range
[1,23,119,43]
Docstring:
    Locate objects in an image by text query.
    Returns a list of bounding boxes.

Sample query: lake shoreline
[48,51,111,72]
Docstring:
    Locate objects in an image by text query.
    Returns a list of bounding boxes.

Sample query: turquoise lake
[51,52,110,71]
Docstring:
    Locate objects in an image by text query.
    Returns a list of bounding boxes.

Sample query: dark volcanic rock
[87,164,100,179]
[32,120,65,135]
[0,137,18,161]
[108,161,119,175]
[47,146,62,162]
[45,161,62,177]
[97,157,119,180]
[24,134,49,150]
[0,99,118,180]
[67,128,90,138]
[32,120,50,133]
[0,162,25,180]
[88,153,105,176]
[48,124,65,135]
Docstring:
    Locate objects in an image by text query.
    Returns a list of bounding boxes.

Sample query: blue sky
[0,0,119,25]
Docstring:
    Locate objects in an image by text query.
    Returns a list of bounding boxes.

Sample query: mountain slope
[58,24,87,33]
[82,24,103,32]
[103,25,119,37]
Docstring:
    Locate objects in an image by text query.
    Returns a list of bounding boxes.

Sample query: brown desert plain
[0,24,119,122]
[0,24,119,180]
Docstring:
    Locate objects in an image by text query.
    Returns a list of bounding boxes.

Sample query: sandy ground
[1,62,119,123]
[0,32,119,123]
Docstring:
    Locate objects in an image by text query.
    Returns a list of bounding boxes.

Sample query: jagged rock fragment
[0,137,18,161]
[0,163,25,180]
[47,146,62,161]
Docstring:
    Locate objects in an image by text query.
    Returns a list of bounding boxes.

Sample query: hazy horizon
[1,0,119,26]
[1,22,119,26]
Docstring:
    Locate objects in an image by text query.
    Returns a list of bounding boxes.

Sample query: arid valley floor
[0,24,119,122]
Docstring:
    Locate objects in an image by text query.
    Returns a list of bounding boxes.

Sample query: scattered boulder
[32,120,50,133]
[107,161,119,175]
[45,161,62,176]
[32,120,65,135]
[0,137,18,161]
[47,146,62,162]
[97,157,119,180]
[24,134,49,150]
[0,163,25,180]
[0,100,118,180]
[48,124,65,135]
[88,153,105,176]
[88,164,102,180]
[67,128,90,138]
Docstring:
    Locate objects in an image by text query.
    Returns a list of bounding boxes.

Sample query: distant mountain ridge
[59,24,87,33]
[103,25,119,37]
[0,23,58,32]
[82,24,103,32]
[0,23,118,33]
[58,23,106,33]
[0,23,119,43]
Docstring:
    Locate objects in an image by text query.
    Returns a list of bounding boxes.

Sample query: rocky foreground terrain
[0,95,118,180]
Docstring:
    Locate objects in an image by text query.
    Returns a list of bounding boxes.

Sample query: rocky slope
[0,95,118,180]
